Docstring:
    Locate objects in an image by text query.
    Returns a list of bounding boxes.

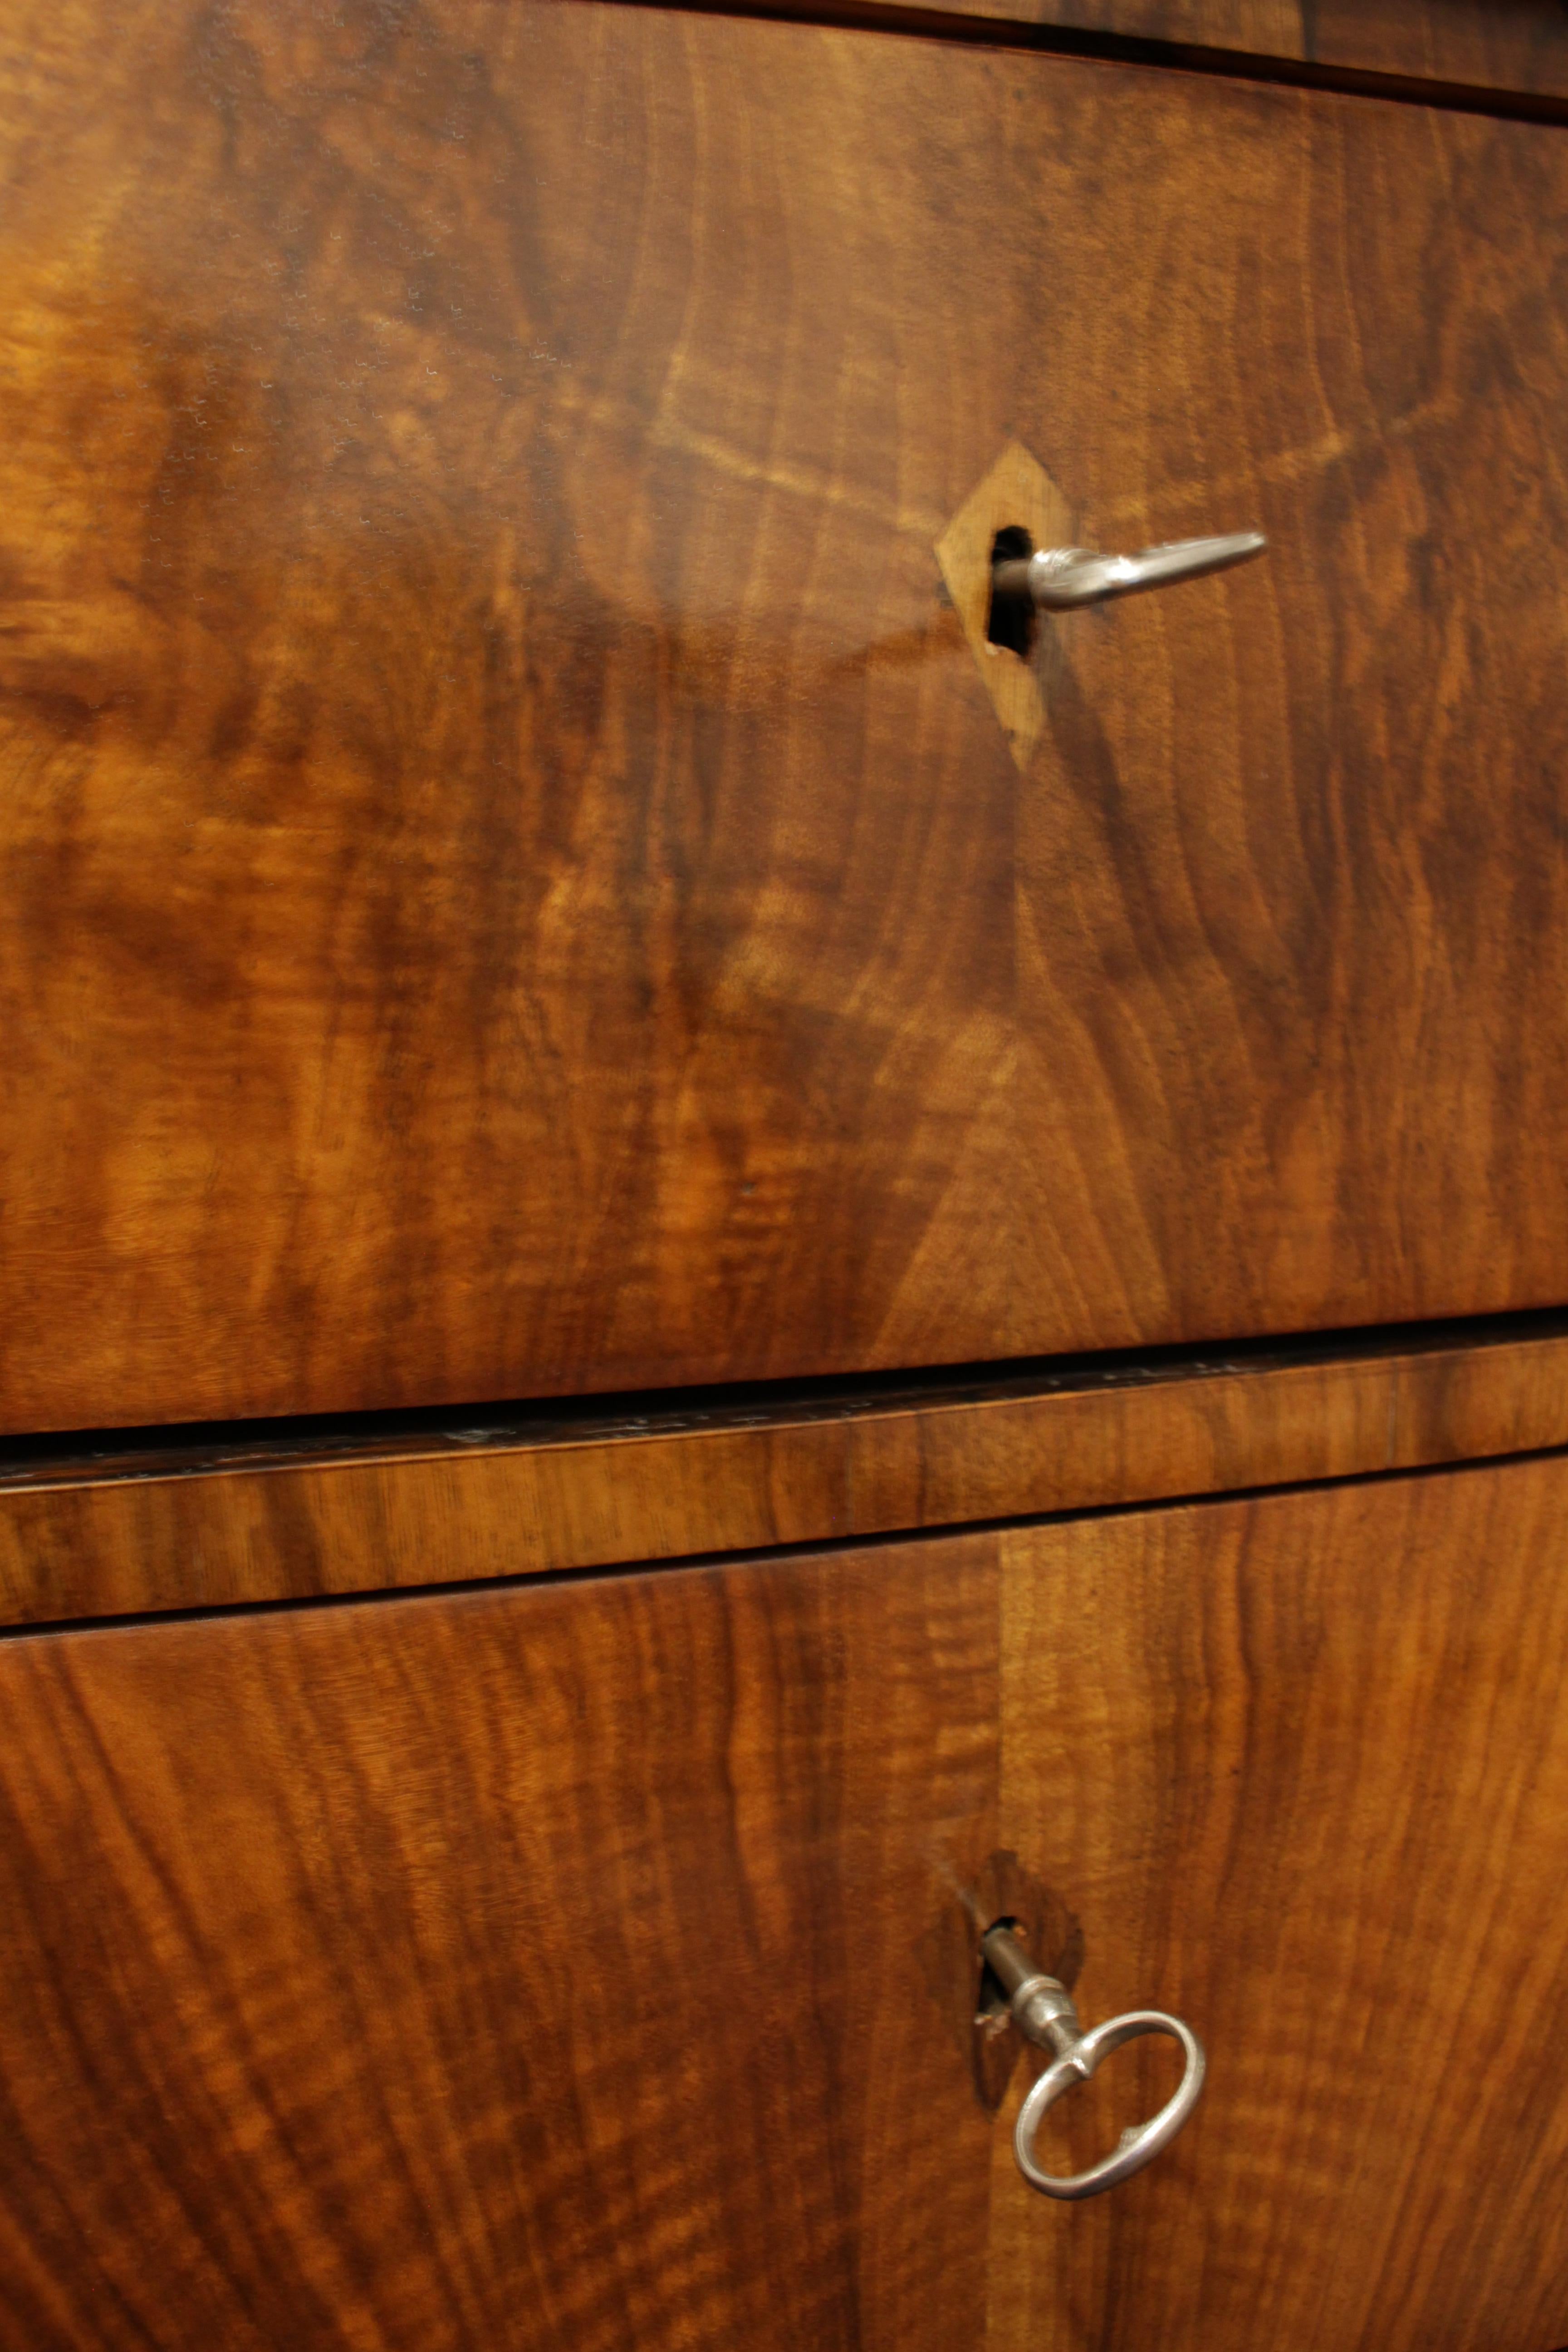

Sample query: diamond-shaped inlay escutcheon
[936,441,1075,771]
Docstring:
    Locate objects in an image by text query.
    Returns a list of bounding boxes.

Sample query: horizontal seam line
[583,0,1568,128]
[6,1302,1568,1482]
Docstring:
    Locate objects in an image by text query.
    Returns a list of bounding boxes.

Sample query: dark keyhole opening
[976,1913,1024,2021]
[986,526,1035,659]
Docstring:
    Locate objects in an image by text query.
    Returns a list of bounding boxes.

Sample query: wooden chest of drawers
[3,2,1568,2346]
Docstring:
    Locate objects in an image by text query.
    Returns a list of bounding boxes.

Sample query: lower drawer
[2,1454,1567,2349]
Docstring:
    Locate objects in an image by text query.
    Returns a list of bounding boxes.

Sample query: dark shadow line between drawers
[6,1301,1568,1491]
[5,1436,1566,1648]
[586,0,1568,131]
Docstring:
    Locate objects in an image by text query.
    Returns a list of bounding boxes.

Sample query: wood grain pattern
[0,1537,1000,2352]
[1308,1,1568,94]
[1007,59,1568,1354]
[992,1455,1568,2351]
[7,1459,1568,2346]
[5,1320,1568,1626]
[10,10,1568,1426]
[860,0,1568,101]
[0,0,1016,1430]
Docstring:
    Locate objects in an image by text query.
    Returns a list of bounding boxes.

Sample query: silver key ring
[1013,2009,1206,2201]
[980,1922,1205,2202]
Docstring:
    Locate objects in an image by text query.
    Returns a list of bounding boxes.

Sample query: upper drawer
[5,2,1568,1430]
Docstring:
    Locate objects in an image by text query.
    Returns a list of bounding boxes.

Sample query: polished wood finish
[9,10,1568,1426]
[6,1320,1568,1624]
[1009,66,1568,1360]
[6,1459,1568,2347]
[1308,1,1568,93]
[992,1453,1568,2352]
[0,1538,999,2352]
[0,0,1017,1431]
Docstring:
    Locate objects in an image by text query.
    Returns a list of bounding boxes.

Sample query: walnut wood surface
[6,1321,1568,1624]
[0,1539,999,2352]
[9,8,1568,1428]
[875,0,1303,45]
[1308,1,1568,93]
[871,0,1568,98]
[992,1455,1568,2351]
[6,1462,1568,2346]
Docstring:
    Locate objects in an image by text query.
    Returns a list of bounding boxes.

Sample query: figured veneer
[5,1458,1568,2347]
[0,1536,999,2351]
[992,1455,1568,2350]
[8,5,1568,1428]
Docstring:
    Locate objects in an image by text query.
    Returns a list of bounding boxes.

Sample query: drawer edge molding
[5,1324,1568,1627]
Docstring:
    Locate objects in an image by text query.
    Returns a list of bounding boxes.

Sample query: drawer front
[4,1456,1568,2348]
[8,6,1568,1428]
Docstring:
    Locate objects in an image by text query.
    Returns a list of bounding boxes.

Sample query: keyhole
[986,526,1035,659]
[976,1913,1024,2024]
